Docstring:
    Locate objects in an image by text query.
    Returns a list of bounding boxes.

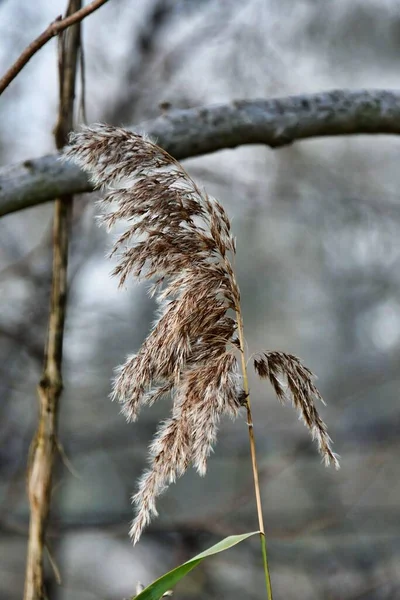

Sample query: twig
[2,89,400,218]
[0,0,109,96]
[23,2,82,599]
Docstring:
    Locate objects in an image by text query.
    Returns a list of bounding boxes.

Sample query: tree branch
[0,0,109,96]
[1,89,400,218]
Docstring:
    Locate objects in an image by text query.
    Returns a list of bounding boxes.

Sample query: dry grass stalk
[24,3,81,599]
[64,124,339,547]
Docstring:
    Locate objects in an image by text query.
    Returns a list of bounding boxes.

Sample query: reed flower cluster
[65,124,339,545]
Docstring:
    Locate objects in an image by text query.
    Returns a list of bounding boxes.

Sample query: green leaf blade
[134,531,260,600]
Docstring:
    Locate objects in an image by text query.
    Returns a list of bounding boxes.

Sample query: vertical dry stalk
[65,124,339,599]
[24,3,81,599]
[235,311,273,598]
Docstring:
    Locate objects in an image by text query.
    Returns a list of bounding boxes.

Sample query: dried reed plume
[254,352,339,468]
[64,124,339,545]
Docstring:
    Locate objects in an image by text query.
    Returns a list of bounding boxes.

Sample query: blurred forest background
[1,0,400,599]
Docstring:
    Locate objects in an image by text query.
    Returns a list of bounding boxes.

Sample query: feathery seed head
[64,125,243,543]
[64,124,339,545]
[253,352,340,469]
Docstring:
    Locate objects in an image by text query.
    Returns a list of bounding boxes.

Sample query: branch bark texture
[1,89,400,218]
[23,2,81,598]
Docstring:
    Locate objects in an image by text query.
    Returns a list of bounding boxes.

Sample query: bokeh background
[1,1,400,598]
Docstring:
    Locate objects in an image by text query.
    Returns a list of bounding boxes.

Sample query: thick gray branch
[2,89,400,218]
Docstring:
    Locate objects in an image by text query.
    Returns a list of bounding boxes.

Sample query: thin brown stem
[0,0,109,96]
[235,305,273,600]
[24,2,82,599]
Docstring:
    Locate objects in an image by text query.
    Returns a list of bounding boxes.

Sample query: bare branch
[1,89,400,218]
[0,0,109,96]
[23,2,81,598]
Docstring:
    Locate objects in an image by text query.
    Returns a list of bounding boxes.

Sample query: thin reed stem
[24,3,81,598]
[235,306,273,600]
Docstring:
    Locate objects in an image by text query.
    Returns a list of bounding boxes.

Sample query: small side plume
[253,351,340,469]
